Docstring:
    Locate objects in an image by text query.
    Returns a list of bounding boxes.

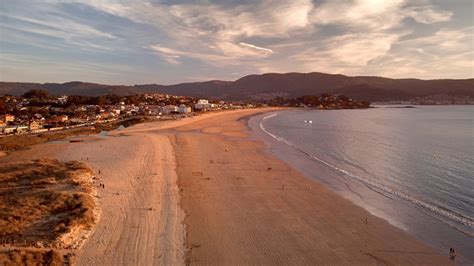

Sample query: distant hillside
[0,81,140,97]
[1,72,472,101]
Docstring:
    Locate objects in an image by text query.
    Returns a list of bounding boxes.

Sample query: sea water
[251,106,473,262]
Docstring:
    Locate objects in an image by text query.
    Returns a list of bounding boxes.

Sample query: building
[162,105,178,114]
[3,125,28,134]
[69,117,86,124]
[194,99,214,111]
[58,115,68,122]
[57,95,68,104]
[178,104,192,114]
[4,114,15,123]
[3,127,16,134]
[29,120,42,131]
[16,126,28,133]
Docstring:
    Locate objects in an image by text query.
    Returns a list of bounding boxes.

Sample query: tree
[93,96,106,106]
[301,95,320,105]
[23,89,50,100]
[125,95,142,105]
[0,98,6,115]
[103,94,122,105]
[66,95,90,106]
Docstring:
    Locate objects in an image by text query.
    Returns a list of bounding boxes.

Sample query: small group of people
[449,247,456,260]
[97,169,104,188]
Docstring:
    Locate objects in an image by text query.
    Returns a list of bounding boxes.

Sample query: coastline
[171,109,451,264]
[249,109,472,263]
[0,108,454,265]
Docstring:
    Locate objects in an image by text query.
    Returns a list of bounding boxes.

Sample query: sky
[0,0,473,85]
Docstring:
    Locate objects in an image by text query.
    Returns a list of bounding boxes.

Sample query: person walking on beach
[449,248,456,260]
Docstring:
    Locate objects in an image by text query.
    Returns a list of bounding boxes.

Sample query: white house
[3,127,16,134]
[162,105,178,114]
[3,125,28,134]
[194,99,214,111]
[178,104,192,114]
[57,95,68,104]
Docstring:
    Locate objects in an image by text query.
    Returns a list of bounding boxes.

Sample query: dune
[0,158,97,265]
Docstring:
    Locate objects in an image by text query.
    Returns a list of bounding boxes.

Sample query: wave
[259,114,474,231]
[262,113,279,120]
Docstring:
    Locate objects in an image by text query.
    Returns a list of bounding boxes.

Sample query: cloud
[83,0,315,39]
[293,32,400,66]
[1,0,470,84]
[365,26,474,78]
[215,42,273,58]
[135,0,455,72]
[406,6,453,24]
[150,40,274,65]
[83,0,310,66]
[311,0,406,30]
[266,0,461,78]
[239,42,273,55]
[3,14,117,40]
[0,4,118,53]
[311,0,453,29]
[148,45,184,65]
[149,44,231,65]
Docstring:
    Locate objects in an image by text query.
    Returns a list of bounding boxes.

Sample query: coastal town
[0,90,255,136]
[0,89,371,136]
[373,94,474,105]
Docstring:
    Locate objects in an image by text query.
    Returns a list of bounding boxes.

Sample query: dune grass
[0,158,96,265]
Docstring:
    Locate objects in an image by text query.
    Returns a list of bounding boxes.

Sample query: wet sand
[0,109,452,265]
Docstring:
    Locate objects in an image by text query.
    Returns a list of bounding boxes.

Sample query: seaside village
[0,92,254,136]
[0,89,371,136]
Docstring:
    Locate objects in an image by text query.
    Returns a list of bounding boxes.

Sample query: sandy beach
[1,109,452,265]
[1,120,191,265]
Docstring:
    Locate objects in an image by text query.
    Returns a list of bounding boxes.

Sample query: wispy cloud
[239,42,273,55]
[365,26,474,79]
[406,6,453,24]
[2,14,117,40]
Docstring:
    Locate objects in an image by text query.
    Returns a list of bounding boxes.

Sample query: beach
[0,109,452,265]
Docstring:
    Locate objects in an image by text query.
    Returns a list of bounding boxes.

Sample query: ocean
[249,106,473,262]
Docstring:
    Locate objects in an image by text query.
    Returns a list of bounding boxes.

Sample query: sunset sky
[1,0,472,84]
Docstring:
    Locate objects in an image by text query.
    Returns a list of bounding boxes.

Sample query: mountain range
[1,72,472,102]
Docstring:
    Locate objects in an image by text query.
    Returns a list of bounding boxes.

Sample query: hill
[1,72,472,101]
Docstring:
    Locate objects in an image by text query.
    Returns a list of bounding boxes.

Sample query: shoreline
[0,108,455,265]
[249,109,472,263]
[171,109,451,264]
